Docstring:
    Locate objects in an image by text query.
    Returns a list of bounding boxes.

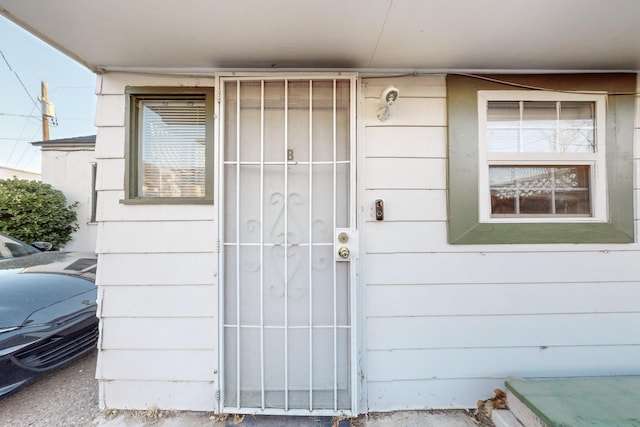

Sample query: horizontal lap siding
[99,221,216,253]
[94,74,218,411]
[368,347,640,382]
[100,285,215,317]
[94,73,640,413]
[365,252,640,284]
[367,283,640,316]
[368,313,640,350]
[99,253,216,285]
[368,378,504,411]
[101,318,216,350]
[99,349,216,380]
[361,75,640,411]
[99,380,216,411]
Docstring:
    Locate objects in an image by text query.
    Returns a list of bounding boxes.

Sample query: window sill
[451,222,634,245]
[119,198,213,205]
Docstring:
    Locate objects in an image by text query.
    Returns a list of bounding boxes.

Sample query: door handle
[338,246,350,259]
[335,228,357,261]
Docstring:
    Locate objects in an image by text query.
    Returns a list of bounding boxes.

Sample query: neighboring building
[2,1,640,417]
[0,166,40,181]
[32,135,97,252]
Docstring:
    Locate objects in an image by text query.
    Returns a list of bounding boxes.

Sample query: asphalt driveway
[0,349,99,426]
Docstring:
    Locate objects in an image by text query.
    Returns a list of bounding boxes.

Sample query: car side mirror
[31,242,53,251]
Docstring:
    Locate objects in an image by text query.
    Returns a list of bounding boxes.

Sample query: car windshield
[0,234,39,259]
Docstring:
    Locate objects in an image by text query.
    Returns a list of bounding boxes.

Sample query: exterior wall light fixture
[377,86,400,122]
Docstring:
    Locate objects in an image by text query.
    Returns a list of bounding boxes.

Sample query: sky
[0,15,96,173]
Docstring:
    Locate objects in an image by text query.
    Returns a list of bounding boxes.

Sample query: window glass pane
[487,101,520,127]
[487,101,519,152]
[487,100,596,154]
[558,128,594,153]
[560,101,594,123]
[521,128,556,152]
[522,101,556,153]
[490,165,591,216]
[90,163,97,222]
[559,101,595,153]
[139,98,206,198]
[486,129,519,152]
[522,101,556,126]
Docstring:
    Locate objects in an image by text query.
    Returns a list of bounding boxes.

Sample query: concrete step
[505,376,640,427]
[491,409,524,427]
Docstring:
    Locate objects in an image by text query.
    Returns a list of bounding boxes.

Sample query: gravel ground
[0,350,494,426]
[0,349,99,427]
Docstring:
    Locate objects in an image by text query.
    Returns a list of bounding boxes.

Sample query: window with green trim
[447,74,635,244]
[478,91,607,222]
[125,87,214,203]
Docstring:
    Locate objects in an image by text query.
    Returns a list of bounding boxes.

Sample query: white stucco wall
[93,72,640,413]
[40,147,97,252]
[0,166,40,181]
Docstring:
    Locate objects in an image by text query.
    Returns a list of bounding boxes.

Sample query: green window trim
[447,73,636,244]
[123,86,215,204]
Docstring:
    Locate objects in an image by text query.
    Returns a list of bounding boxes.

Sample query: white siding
[98,379,216,411]
[360,74,640,411]
[95,72,640,414]
[94,73,218,411]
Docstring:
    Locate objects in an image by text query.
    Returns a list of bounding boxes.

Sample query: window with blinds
[139,98,206,198]
[126,88,213,202]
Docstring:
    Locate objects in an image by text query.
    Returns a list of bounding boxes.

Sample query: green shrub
[0,178,78,250]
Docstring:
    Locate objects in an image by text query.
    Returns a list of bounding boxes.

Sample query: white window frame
[477,90,608,223]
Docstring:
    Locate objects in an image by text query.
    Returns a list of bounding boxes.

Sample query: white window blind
[139,99,206,198]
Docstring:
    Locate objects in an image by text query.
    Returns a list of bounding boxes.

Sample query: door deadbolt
[338,232,349,243]
[338,246,350,259]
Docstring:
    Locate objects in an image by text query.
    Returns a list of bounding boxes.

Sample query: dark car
[0,233,98,398]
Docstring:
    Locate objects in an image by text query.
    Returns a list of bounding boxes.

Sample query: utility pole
[40,81,57,141]
[41,81,49,141]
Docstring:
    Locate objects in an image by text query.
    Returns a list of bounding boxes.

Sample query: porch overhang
[2,0,640,74]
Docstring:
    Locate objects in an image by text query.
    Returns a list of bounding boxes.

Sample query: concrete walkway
[95,409,485,427]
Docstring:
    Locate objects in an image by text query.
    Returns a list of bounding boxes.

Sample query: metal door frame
[215,73,359,416]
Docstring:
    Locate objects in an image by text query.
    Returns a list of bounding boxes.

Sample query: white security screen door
[219,76,357,415]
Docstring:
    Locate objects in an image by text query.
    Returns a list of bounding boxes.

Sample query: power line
[13,126,40,169]
[0,112,39,118]
[7,104,38,163]
[0,49,40,108]
[1,48,42,166]
[0,137,33,141]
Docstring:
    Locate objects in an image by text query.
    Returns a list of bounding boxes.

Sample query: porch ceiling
[2,0,640,73]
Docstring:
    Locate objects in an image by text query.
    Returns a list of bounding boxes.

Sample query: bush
[0,178,79,250]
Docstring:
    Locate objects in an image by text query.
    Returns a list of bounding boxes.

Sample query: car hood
[0,252,97,330]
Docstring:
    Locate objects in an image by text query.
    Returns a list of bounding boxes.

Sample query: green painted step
[506,377,640,427]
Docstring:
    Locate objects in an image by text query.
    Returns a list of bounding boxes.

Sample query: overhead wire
[14,126,41,169]
[0,49,40,108]
[0,112,39,118]
[451,72,640,96]
[1,48,43,168]
[6,103,38,165]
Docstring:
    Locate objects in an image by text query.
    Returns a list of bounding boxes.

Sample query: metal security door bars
[219,76,356,416]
